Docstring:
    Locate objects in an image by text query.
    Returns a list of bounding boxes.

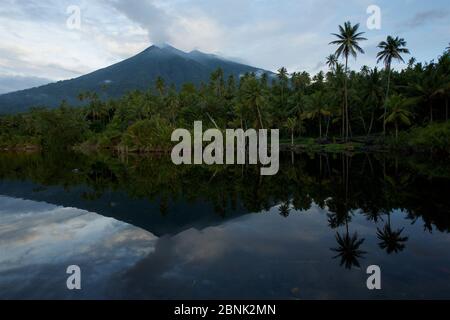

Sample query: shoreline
[0,141,443,156]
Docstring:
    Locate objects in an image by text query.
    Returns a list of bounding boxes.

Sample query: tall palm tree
[326,54,338,72]
[362,68,383,135]
[306,92,332,139]
[284,117,298,147]
[241,77,266,129]
[330,22,367,142]
[383,94,413,140]
[377,36,410,135]
[277,67,289,107]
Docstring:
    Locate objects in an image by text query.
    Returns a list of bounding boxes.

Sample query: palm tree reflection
[330,154,367,270]
[377,213,409,254]
[332,231,366,269]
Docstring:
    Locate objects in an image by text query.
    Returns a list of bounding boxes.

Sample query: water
[0,152,449,299]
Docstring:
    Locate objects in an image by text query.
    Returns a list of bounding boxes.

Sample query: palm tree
[407,57,416,69]
[330,21,367,142]
[277,67,289,106]
[326,54,338,72]
[155,76,166,97]
[284,117,298,147]
[408,68,445,123]
[361,68,383,135]
[305,92,331,139]
[383,94,413,141]
[377,36,410,135]
[241,77,266,129]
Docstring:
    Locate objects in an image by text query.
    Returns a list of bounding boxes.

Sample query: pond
[0,151,449,299]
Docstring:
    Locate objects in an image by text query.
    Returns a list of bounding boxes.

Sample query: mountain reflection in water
[0,152,449,299]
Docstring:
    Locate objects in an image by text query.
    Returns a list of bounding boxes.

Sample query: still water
[0,152,449,299]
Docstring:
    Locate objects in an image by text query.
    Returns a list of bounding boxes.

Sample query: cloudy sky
[0,0,449,93]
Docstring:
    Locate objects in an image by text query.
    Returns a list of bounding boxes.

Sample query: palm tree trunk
[291,130,294,148]
[341,103,345,140]
[395,121,398,141]
[383,65,392,136]
[367,111,374,136]
[326,117,331,138]
[256,105,264,129]
[358,107,366,138]
[430,102,433,123]
[345,56,349,142]
[446,98,448,121]
[206,112,220,130]
[319,114,322,139]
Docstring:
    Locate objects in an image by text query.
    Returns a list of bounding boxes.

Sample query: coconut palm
[326,54,338,72]
[277,67,289,106]
[284,117,298,147]
[305,92,332,139]
[155,76,166,97]
[408,68,445,123]
[383,94,413,141]
[377,36,410,135]
[407,57,416,69]
[330,22,367,142]
[361,68,384,135]
[240,76,266,129]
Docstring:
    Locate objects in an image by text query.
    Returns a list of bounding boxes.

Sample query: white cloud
[0,0,448,85]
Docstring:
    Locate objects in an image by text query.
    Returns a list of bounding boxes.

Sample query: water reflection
[0,196,156,299]
[0,152,449,299]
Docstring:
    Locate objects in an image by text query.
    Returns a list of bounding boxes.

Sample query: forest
[0,22,449,154]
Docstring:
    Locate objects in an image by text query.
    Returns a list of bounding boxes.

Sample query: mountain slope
[0,45,269,114]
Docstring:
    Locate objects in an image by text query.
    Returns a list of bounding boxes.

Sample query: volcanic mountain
[0,45,270,114]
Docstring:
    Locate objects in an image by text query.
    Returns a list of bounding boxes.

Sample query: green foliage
[121,117,174,151]
[408,122,450,152]
[0,33,449,153]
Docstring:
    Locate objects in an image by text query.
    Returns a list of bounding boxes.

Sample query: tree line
[1,22,449,152]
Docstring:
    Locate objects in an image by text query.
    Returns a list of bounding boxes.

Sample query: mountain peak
[0,44,269,114]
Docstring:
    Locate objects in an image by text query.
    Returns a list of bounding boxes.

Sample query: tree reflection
[377,213,409,254]
[332,231,366,269]
[0,151,447,261]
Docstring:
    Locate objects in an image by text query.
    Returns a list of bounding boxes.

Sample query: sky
[0,0,449,93]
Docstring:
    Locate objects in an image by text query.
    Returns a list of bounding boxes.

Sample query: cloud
[0,75,51,94]
[0,0,449,84]
[105,0,172,45]
[405,9,449,28]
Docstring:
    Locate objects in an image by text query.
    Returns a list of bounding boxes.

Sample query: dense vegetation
[0,45,266,114]
[0,23,449,153]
